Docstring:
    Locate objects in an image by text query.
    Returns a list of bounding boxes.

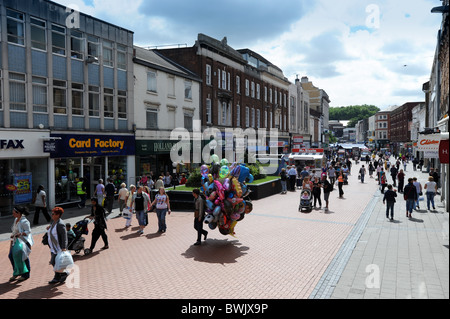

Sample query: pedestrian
[359,165,366,183]
[163,172,172,188]
[380,171,387,194]
[279,168,288,194]
[151,186,171,233]
[8,206,33,282]
[429,168,440,190]
[383,184,397,221]
[154,176,164,190]
[192,189,208,245]
[328,166,336,185]
[117,183,128,217]
[412,177,422,210]
[86,197,109,253]
[288,166,297,191]
[300,166,311,186]
[312,176,322,208]
[403,178,418,218]
[46,207,69,284]
[131,186,150,235]
[322,177,333,211]
[418,159,424,171]
[124,185,136,228]
[376,164,382,184]
[104,178,116,215]
[368,162,375,178]
[76,177,88,209]
[337,171,344,198]
[302,176,313,191]
[390,165,398,187]
[424,176,437,210]
[32,185,51,225]
[397,169,405,193]
[93,179,105,206]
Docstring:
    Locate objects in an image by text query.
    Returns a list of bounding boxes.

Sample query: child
[301,191,310,200]
[66,223,76,243]
[383,184,397,221]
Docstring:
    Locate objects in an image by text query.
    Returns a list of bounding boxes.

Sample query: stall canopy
[289,148,324,161]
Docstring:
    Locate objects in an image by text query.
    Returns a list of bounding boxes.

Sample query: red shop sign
[439,139,449,164]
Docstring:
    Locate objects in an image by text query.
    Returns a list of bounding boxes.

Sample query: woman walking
[151,187,171,233]
[47,207,68,284]
[93,179,105,206]
[9,206,33,282]
[86,197,109,253]
[424,176,437,210]
[337,171,344,198]
[117,183,128,217]
[397,169,405,193]
[322,177,333,211]
[131,186,150,235]
[312,176,322,208]
[32,185,51,225]
[124,185,136,227]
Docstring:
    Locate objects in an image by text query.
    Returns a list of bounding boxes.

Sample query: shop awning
[289,153,324,161]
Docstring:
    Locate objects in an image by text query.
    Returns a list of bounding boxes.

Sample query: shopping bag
[12,239,29,276]
[54,250,74,272]
[122,207,132,220]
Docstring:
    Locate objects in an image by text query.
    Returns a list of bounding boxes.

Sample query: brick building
[390,102,425,153]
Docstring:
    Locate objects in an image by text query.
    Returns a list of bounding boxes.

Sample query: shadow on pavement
[181,238,249,264]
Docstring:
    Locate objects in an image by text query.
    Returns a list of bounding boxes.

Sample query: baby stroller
[68,218,91,255]
[299,189,313,212]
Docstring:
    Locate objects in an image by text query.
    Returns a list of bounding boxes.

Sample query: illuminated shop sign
[48,134,135,158]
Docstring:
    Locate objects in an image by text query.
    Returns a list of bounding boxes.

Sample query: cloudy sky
[54,0,443,110]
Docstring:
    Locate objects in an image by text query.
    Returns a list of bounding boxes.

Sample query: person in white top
[424,176,438,210]
[118,183,128,216]
[32,185,51,225]
[151,187,171,233]
[9,206,33,282]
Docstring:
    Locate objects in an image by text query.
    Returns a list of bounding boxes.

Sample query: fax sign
[0,139,24,149]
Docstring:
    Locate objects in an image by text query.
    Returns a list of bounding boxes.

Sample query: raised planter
[247,178,281,200]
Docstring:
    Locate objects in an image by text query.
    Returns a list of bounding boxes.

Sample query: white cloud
[52,0,442,109]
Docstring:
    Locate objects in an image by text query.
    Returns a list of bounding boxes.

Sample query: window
[256,109,260,128]
[0,72,3,111]
[251,108,255,127]
[117,44,127,70]
[87,36,99,60]
[251,81,255,98]
[269,88,273,103]
[70,30,84,59]
[227,72,231,91]
[236,105,240,127]
[32,76,47,113]
[167,75,175,97]
[103,40,113,67]
[206,64,211,85]
[72,83,84,115]
[104,88,114,118]
[146,108,158,129]
[184,112,193,131]
[6,9,25,45]
[118,90,127,119]
[221,70,226,89]
[245,106,249,127]
[206,98,212,124]
[88,86,100,116]
[236,76,240,94]
[219,102,231,126]
[245,79,250,96]
[30,17,46,50]
[184,81,192,100]
[264,86,267,102]
[147,71,157,93]
[270,111,273,128]
[265,110,267,128]
[274,89,277,104]
[256,84,260,100]
[53,80,67,114]
[9,73,26,111]
[52,24,66,55]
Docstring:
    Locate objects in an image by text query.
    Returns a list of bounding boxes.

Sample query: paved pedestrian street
[0,162,448,305]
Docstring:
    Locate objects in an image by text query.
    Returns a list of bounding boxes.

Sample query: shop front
[288,148,326,170]
[0,129,50,217]
[47,133,135,207]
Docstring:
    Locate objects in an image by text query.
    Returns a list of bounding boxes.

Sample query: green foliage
[186,167,202,188]
[329,104,380,126]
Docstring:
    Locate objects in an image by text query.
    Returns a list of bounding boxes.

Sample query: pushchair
[68,218,91,255]
[299,189,313,212]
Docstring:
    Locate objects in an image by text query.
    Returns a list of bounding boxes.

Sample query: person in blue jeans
[151,187,171,233]
[403,178,418,218]
[279,168,288,194]
[424,176,437,210]
[383,184,397,221]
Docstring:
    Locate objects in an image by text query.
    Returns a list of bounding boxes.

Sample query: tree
[329,105,379,127]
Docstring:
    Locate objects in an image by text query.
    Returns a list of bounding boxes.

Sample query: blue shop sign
[48,134,135,158]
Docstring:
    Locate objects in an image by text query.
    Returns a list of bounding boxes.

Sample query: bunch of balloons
[200,155,254,236]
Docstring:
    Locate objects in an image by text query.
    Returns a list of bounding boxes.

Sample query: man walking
[104,178,116,215]
[192,189,208,245]
[288,166,297,192]
[77,177,87,209]
[403,178,418,218]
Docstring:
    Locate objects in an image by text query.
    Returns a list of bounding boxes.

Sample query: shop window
[54,158,81,204]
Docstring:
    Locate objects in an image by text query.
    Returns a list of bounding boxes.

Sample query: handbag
[42,232,49,245]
